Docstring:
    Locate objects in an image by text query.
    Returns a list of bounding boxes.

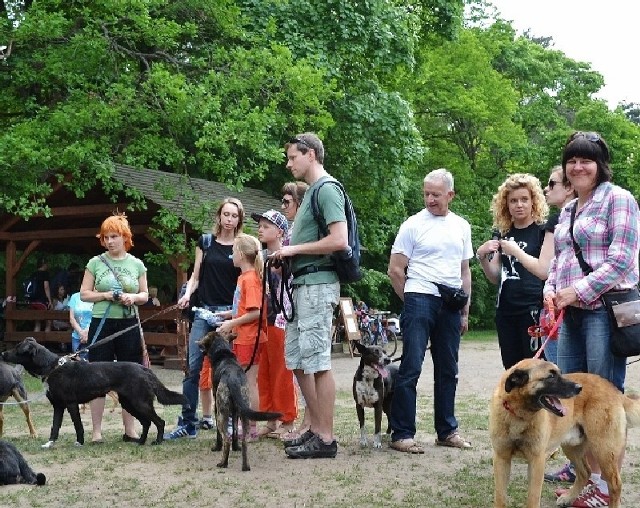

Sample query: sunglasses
[289,137,312,149]
[281,197,293,207]
[547,179,561,189]
[570,131,601,143]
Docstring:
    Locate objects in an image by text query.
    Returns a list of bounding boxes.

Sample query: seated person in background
[52,284,71,331]
[144,286,161,307]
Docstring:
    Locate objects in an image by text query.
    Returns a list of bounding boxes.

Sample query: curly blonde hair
[490,173,548,235]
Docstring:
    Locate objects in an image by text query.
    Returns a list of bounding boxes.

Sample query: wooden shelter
[1,164,281,363]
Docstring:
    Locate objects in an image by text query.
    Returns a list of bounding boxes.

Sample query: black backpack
[310,178,363,284]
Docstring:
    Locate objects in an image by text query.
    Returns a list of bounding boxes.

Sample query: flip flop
[267,426,294,439]
[390,438,425,454]
[256,425,277,438]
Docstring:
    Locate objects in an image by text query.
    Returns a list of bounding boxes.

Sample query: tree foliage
[2,0,640,327]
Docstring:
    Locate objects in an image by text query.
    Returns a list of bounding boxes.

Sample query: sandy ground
[4,339,640,508]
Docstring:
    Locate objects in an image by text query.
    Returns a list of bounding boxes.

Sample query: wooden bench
[2,305,188,369]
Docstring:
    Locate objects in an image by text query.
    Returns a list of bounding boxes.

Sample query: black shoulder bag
[569,204,640,357]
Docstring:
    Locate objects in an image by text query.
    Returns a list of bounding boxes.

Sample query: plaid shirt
[544,182,640,309]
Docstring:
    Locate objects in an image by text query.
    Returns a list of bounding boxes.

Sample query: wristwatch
[475,252,486,261]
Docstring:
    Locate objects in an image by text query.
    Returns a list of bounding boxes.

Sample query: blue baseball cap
[251,209,288,235]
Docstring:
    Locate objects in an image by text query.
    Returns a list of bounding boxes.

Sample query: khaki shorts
[285,282,340,374]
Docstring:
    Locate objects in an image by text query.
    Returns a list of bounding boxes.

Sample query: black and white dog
[352,341,398,448]
[0,440,46,485]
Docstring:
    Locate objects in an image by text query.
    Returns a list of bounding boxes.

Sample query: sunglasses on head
[289,137,311,149]
[570,131,601,143]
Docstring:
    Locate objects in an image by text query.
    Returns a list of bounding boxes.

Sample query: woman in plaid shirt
[543,131,639,508]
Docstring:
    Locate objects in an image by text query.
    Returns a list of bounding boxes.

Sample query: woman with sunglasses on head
[476,173,549,369]
[277,181,312,440]
[280,181,309,242]
[543,131,639,508]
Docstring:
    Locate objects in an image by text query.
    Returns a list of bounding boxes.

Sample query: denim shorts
[285,282,339,374]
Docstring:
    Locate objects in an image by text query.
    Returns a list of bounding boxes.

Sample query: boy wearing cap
[252,210,298,438]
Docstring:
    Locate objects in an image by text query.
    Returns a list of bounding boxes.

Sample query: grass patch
[462,329,497,342]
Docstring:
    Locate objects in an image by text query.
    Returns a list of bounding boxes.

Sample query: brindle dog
[199,332,282,471]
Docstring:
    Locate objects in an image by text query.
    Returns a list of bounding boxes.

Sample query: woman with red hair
[80,213,149,443]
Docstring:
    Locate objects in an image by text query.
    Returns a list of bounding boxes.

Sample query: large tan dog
[489,358,640,508]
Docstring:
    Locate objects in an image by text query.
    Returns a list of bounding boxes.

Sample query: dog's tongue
[374,365,388,379]
[548,396,566,416]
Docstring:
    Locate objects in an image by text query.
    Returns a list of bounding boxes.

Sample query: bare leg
[314,370,335,443]
[200,388,213,419]
[294,369,318,433]
[90,397,105,441]
[122,409,139,439]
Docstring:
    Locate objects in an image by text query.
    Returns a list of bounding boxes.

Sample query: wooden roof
[0,164,281,257]
[0,165,282,298]
[112,164,282,233]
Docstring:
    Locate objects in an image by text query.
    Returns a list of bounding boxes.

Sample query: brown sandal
[390,438,425,454]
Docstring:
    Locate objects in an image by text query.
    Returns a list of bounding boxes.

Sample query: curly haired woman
[476,173,549,369]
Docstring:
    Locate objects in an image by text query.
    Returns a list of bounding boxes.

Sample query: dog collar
[502,400,517,417]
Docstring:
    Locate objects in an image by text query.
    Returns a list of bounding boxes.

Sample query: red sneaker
[555,480,594,498]
[570,484,610,507]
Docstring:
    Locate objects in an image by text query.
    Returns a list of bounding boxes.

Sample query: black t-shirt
[497,223,545,314]
[198,235,240,307]
[32,270,50,304]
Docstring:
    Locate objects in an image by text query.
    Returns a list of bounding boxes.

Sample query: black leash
[68,304,180,361]
[268,257,295,323]
[243,258,269,373]
[242,256,296,372]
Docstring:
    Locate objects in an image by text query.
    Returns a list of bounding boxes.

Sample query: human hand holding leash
[554,287,579,309]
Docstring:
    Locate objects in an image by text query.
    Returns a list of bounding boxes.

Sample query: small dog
[352,341,398,448]
[1,338,187,446]
[489,358,640,508]
[0,439,46,485]
[0,362,37,438]
[199,331,282,471]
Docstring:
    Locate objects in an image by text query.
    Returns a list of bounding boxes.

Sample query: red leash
[532,308,565,359]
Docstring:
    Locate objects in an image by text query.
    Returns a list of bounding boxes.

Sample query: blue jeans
[181,306,231,427]
[390,293,461,441]
[557,306,626,392]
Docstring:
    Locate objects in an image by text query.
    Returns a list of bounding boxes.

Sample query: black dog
[1,338,187,446]
[0,440,46,485]
[200,332,282,471]
[0,362,37,438]
[352,341,399,448]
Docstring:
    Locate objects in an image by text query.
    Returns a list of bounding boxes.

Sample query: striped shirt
[544,182,640,309]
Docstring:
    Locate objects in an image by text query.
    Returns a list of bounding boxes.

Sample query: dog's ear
[505,369,529,393]
[353,341,366,355]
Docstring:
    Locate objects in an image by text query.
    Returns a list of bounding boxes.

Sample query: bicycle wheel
[360,330,372,346]
[385,330,398,357]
